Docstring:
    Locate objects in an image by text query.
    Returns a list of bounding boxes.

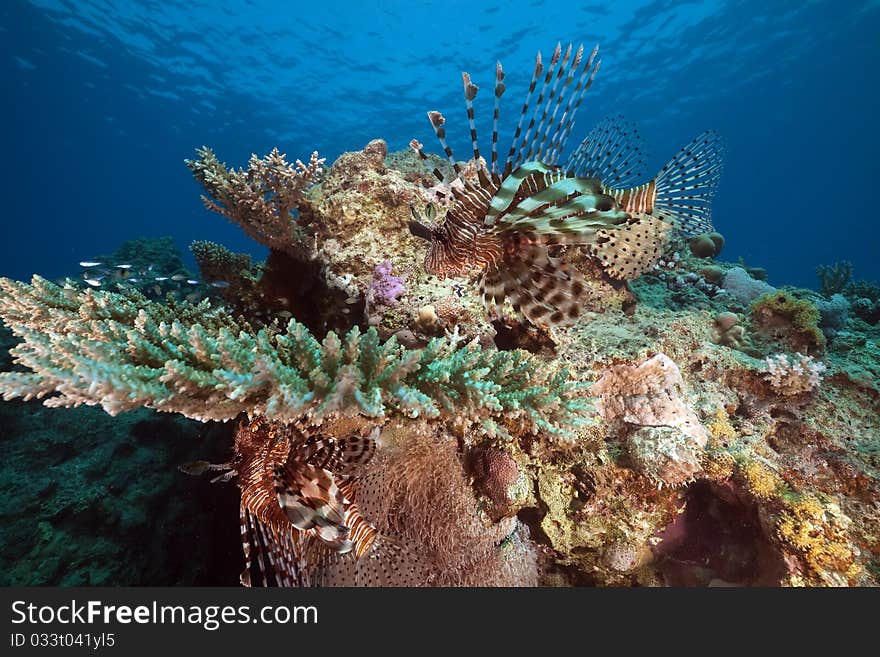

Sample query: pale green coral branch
[0,277,592,435]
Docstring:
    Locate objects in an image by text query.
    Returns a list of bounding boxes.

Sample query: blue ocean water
[1,0,878,288]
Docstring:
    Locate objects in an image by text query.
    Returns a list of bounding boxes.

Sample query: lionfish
[234,417,426,586]
[408,42,725,327]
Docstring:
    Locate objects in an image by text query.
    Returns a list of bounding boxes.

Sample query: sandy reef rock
[297,140,494,345]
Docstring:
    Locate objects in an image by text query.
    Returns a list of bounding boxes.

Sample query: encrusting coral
[750,290,826,354]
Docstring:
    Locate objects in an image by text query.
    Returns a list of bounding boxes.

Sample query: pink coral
[367,261,406,307]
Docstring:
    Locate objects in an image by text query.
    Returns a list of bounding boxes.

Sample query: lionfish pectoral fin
[590,213,671,280]
[489,166,626,236]
[565,114,648,188]
[480,243,588,327]
[272,462,351,549]
[332,432,379,475]
[408,219,434,241]
[653,130,725,235]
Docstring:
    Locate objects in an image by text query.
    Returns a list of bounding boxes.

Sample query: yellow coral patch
[707,408,736,441]
[776,494,856,580]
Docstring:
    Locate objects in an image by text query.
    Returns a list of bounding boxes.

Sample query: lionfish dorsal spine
[533,43,583,163]
[409,138,445,182]
[462,72,481,163]
[502,51,543,178]
[546,46,600,164]
[511,42,563,171]
[490,61,505,176]
[524,42,573,163]
[427,111,461,175]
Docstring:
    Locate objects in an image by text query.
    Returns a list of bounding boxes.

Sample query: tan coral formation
[186,147,324,258]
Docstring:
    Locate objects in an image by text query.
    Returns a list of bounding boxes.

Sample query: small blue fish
[187,279,200,285]
[210,280,230,289]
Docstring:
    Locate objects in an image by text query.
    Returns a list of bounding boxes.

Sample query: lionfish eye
[408,220,434,241]
[596,198,615,212]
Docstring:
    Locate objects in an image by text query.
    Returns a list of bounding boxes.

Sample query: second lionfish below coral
[234,417,416,586]
[408,42,725,328]
[232,417,534,587]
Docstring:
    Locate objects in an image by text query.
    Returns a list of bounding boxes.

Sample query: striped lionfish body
[235,417,381,587]
[409,43,725,328]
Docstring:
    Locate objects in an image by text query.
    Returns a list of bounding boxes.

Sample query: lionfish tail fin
[653,130,725,235]
[479,241,588,327]
[565,114,648,188]
[590,213,671,280]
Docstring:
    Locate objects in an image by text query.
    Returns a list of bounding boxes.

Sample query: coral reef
[722,266,776,306]
[190,239,254,284]
[815,293,850,339]
[353,425,538,586]
[688,231,724,258]
[2,129,879,588]
[366,261,406,319]
[750,290,826,354]
[816,261,852,297]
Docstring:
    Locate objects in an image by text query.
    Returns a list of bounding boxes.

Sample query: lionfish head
[408,203,468,279]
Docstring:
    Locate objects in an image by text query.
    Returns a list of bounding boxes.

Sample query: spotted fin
[313,534,430,587]
[332,432,379,475]
[653,130,725,235]
[479,241,587,327]
[273,462,353,552]
[565,114,648,188]
[589,213,671,280]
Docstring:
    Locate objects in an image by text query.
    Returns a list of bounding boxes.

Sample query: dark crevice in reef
[517,506,551,546]
[259,250,365,338]
[651,481,787,586]
[517,505,599,586]
[492,320,557,356]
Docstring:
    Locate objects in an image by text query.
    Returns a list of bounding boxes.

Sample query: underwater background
[0,0,879,587]
[2,0,879,286]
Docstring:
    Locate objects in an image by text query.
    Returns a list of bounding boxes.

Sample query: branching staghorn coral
[0,277,590,436]
[185,147,324,258]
